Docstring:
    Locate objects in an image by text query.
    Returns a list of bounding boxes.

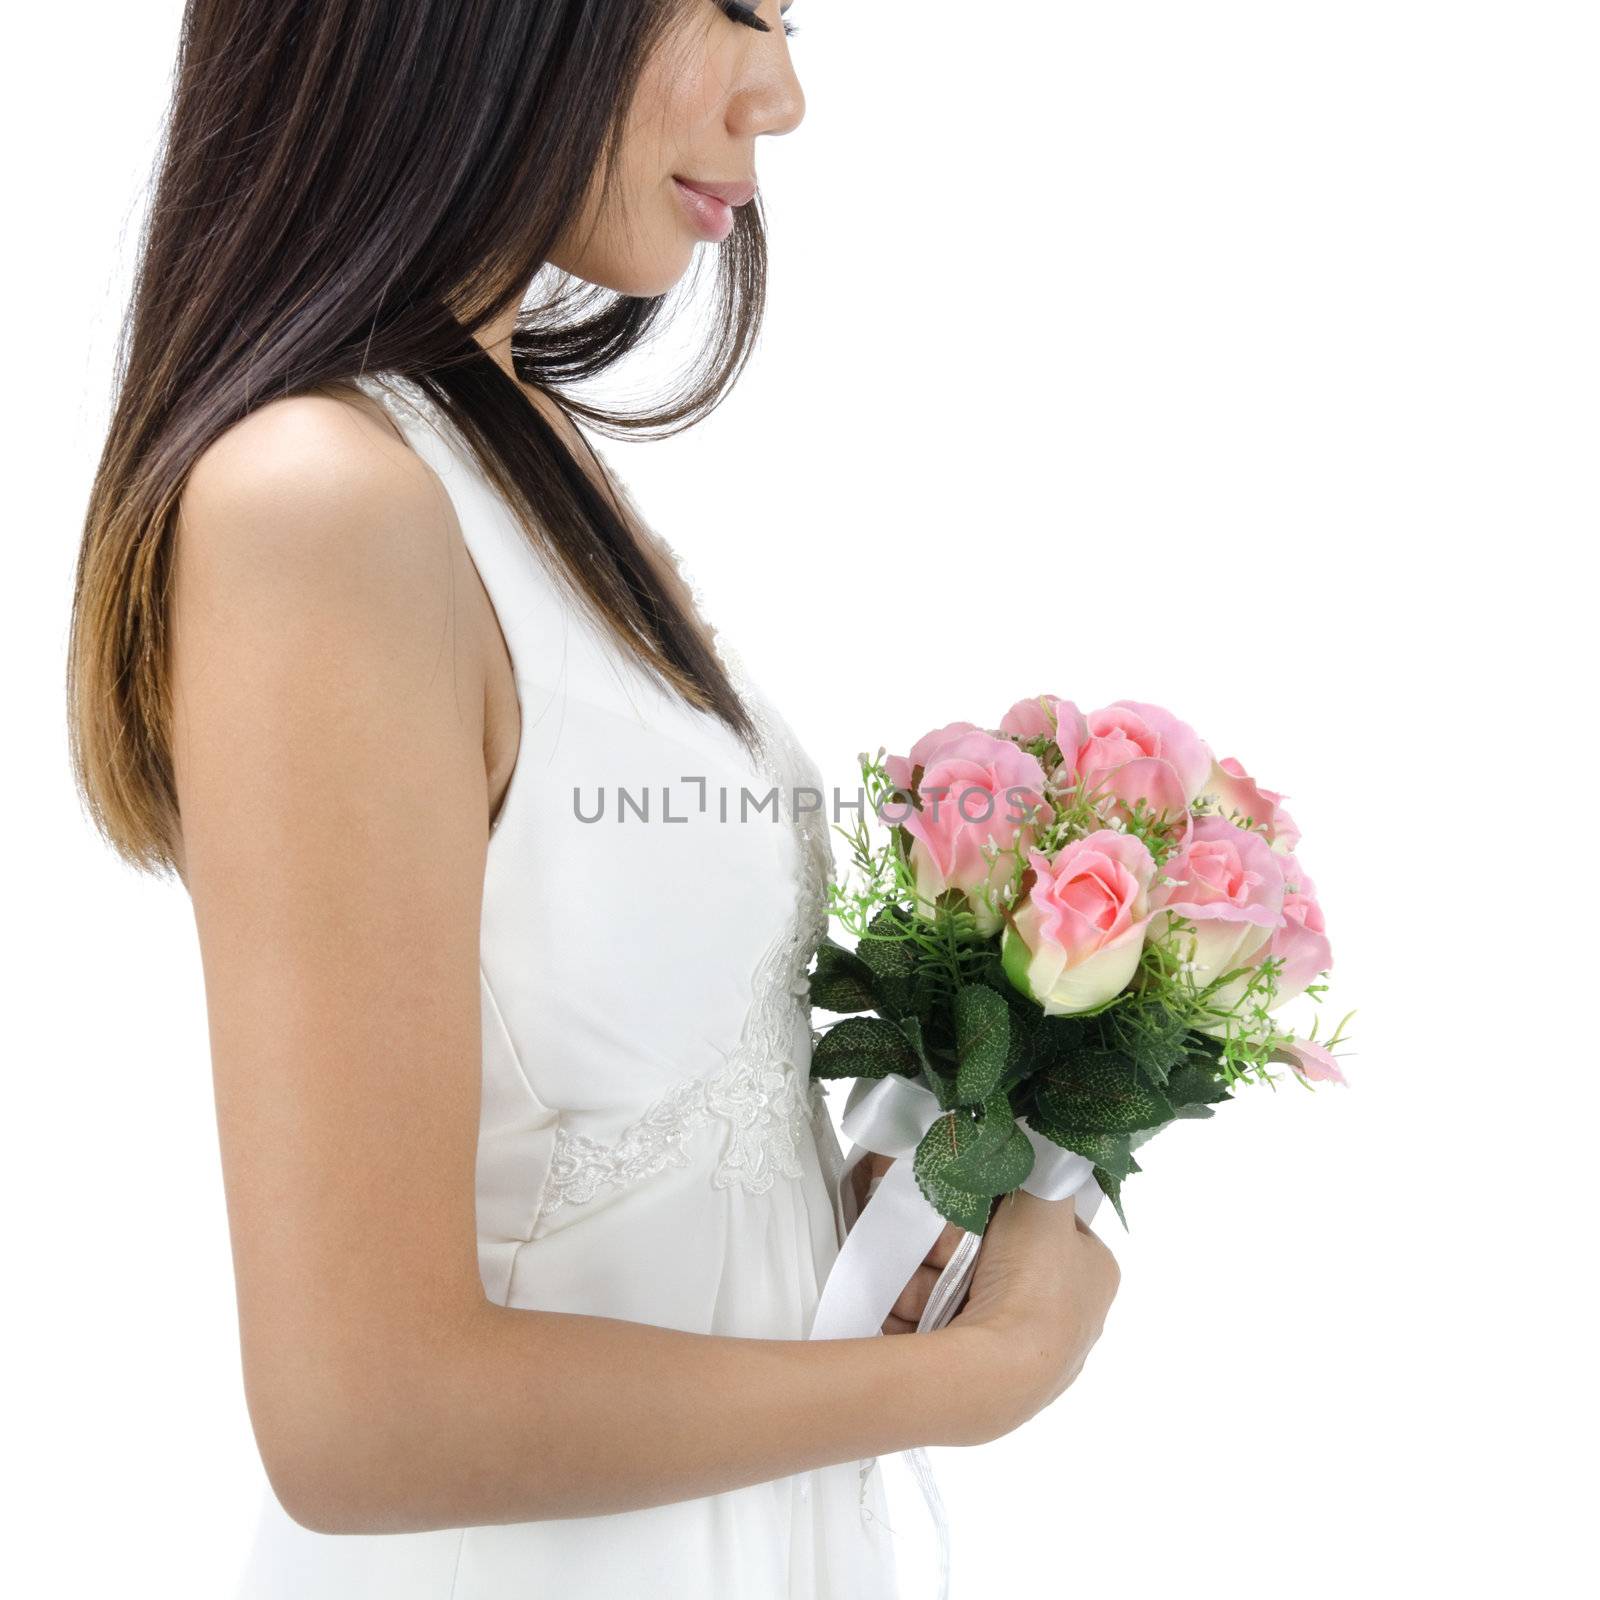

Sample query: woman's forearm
[290,1301,994,1535]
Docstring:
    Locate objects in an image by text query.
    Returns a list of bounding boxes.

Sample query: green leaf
[853,912,921,1019]
[1129,1119,1173,1153]
[914,1109,995,1186]
[949,1104,1035,1198]
[1035,1049,1176,1135]
[808,940,878,1014]
[896,1013,930,1069]
[956,1123,1036,1197]
[1093,1166,1129,1230]
[918,1172,992,1234]
[855,908,918,982]
[1166,1054,1235,1108]
[915,1095,1035,1200]
[971,951,1052,1037]
[1027,1015,1090,1073]
[953,985,1010,1105]
[810,1016,919,1081]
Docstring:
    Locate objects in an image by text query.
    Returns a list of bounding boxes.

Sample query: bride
[65,2,1121,1595]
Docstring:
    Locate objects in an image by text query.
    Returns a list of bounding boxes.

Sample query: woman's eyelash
[714,2,800,39]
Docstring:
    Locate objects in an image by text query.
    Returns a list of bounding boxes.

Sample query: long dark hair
[68,0,765,877]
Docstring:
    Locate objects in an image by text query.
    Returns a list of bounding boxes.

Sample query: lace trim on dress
[536,489,837,1220]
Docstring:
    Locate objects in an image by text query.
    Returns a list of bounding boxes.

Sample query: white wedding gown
[232,373,901,1598]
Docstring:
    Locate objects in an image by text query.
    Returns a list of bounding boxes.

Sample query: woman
[66,2,1122,1595]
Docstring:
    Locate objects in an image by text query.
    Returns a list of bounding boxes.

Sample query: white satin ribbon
[808,1074,1107,1599]
[811,1075,1106,1341]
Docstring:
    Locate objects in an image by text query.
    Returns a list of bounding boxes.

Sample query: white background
[6,3,1595,1595]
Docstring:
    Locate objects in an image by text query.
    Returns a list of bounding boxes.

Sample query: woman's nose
[733,48,806,141]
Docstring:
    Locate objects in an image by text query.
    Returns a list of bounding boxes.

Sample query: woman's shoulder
[173,383,493,691]
[171,377,496,764]
[171,385,499,851]
[180,383,447,566]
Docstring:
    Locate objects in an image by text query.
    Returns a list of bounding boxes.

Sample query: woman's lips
[672,177,756,243]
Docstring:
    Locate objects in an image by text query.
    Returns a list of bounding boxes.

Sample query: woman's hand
[848,1152,968,1333]
[940,1186,1122,1445]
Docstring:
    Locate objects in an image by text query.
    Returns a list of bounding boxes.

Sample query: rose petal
[1275,1037,1347,1085]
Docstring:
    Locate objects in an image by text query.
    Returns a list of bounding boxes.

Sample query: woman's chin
[553,242,697,301]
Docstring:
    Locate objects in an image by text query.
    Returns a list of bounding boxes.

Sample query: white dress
[232,373,901,1599]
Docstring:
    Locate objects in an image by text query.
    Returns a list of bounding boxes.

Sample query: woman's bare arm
[170,393,1118,1538]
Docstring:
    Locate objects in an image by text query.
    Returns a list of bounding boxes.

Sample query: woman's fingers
[889,1262,943,1326]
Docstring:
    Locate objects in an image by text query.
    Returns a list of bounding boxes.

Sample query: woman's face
[550,0,805,297]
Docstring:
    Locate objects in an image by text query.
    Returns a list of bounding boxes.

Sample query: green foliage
[926,1069,966,1113]
[895,1013,929,1067]
[1027,1015,1089,1073]
[853,907,926,1020]
[998,1006,1039,1093]
[1165,1049,1236,1110]
[808,939,878,1014]
[944,1095,1036,1194]
[1033,1049,1176,1135]
[916,1170,992,1235]
[1105,996,1191,1088]
[810,1016,920,1081]
[854,907,919,981]
[913,1094,1036,1230]
[953,985,1010,1104]
[1093,1166,1129,1230]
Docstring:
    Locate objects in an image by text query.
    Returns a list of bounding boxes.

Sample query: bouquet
[806,696,1349,1291]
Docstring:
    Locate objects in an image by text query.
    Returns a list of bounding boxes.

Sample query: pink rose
[883,720,986,797]
[1001,833,1159,1015]
[1261,855,1332,1006]
[1204,756,1301,854]
[1201,852,1331,1017]
[881,726,1048,935]
[999,695,1090,776]
[1151,814,1287,992]
[1075,701,1214,821]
